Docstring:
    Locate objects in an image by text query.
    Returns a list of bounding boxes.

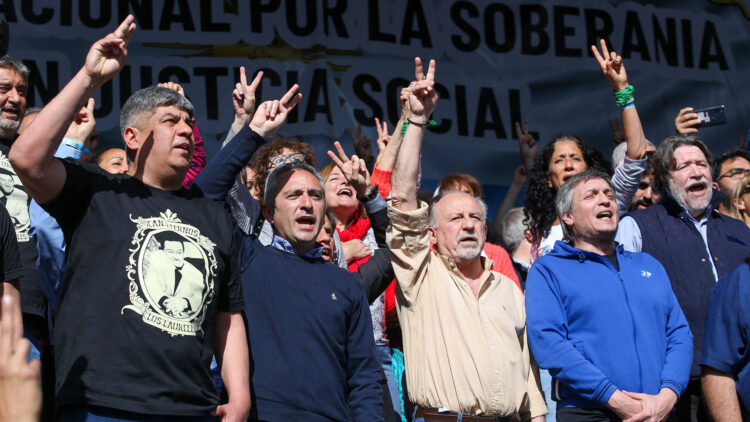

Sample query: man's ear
[428,225,437,246]
[712,181,720,192]
[123,127,139,154]
[262,204,273,224]
[735,197,747,212]
[561,211,574,229]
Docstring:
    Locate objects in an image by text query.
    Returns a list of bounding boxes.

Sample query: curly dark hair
[523,134,611,242]
[251,136,316,204]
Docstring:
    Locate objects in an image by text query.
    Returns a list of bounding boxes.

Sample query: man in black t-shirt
[9,16,249,421]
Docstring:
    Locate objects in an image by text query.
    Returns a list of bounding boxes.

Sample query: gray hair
[0,56,29,86]
[555,170,616,242]
[264,161,326,216]
[612,139,655,170]
[500,207,526,254]
[428,189,488,228]
[120,86,194,138]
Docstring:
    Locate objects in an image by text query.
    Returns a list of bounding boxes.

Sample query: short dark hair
[0,56,29,86]
[120,86,194,160]
[652,135,712,193]
[712,148,750,181]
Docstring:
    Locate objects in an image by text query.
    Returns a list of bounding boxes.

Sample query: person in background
[726,173,750,228]
[499,207,533,286]
[712,149,750,216]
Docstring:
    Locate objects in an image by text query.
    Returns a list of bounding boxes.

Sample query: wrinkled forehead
[574,177,612,197]
[672,145,708,167]
[436,192,484,216]
[0,67,25,85]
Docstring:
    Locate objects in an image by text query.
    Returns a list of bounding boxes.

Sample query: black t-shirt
[42,158,244,416]
[0,203,24,283]
[0,139,45,317]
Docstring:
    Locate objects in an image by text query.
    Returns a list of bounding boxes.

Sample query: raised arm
[592,39,645,162]
[9,16,135,204]
[194,83,301,203]
[390,58,437,211]
[372,89,409,199]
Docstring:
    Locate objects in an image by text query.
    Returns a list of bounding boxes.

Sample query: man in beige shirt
[386,58,546,422]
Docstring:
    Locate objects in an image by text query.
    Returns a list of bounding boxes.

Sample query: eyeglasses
[268,153,306,167]
[719,168,750,180]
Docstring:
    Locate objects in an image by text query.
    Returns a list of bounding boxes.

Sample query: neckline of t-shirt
[129,176,190,199]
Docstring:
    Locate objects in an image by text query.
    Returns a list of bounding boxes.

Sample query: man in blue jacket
[526,171,693,422]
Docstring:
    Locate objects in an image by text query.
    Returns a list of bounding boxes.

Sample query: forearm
[390,121,425,211]
[702,368,742,422]
[215,312,251,414]
[376,119,404,170]
[10,70,96,202]
[621,104,646,160]
[193,124,265,201]
[492,183,523,235]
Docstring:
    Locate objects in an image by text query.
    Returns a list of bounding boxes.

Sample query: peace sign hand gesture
[515,119,537,170]
[327,141,372,198]
[408,57,438,122]
[249,84,302,138]
[233,66,263,122]
[591,39,628,92]
[84,15,136,86]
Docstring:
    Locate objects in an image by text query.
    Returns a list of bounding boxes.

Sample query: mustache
[457,231,479,243]
[686,178,709,189]
[633,197,653,208]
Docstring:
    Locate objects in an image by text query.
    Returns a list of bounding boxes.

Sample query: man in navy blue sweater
[194,85,382,421]
[527,171,693,422]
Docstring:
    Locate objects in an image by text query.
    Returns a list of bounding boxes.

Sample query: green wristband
[613,85,635,108]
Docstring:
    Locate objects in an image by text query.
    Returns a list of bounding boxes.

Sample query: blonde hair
[729,173,750,222]
[319,162,367,227]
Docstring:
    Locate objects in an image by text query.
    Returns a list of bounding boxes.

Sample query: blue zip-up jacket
[526,241,693,409]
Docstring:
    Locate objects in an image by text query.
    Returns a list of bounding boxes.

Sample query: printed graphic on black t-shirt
[0,150,30,242]
[123,209,216,337]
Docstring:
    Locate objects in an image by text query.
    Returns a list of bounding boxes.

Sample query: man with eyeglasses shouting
[712,148,750,216]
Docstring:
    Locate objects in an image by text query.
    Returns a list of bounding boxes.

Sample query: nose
[300,192,313,210]
[643,185,653,199]
[563,158,574,170]
[7,87,20,104]
[461,216,475,231]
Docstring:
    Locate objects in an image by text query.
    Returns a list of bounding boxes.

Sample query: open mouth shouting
[295,213,316,231]
[336,186,354,198]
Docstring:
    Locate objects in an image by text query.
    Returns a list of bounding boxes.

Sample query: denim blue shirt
[28,142,81,312]
[271,235,324,259]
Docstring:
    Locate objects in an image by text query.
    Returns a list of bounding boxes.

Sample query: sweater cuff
[661,380,683,398]
[596,381,618,407]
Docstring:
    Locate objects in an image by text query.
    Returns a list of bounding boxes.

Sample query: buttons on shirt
[495,370,500,375]
[490,345,496,350]
[701,258,706,262]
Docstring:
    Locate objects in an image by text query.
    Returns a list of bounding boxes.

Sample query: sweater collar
[271,235,324,259]
[550,240,623,261]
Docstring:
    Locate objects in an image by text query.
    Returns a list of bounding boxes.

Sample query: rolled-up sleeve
[386,201,431,306]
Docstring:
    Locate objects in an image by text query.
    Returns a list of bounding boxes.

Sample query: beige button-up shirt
[387,201,547,419]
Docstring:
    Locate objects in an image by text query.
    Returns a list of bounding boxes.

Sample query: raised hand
[157,81,185,98]
[249,84,302,138]
[408,57,438,121]
[348,123,373,161]
[591,39,628,92]
[374,117,389,153]
[515,119,537,170]
[233,66,263,123]
[609,117,626,147]
[0,292,42,422]
[83,15,136,86]
[327,141,372,198]
[64,98,96,145]
[511,165,527,187]
[674,107,701,135]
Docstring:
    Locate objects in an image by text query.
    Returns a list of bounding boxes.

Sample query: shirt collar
[271,235,325,259]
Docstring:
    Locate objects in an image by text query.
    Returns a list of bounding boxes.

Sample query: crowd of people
[1,15,750,422]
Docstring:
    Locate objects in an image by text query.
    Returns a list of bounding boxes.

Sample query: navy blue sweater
[194,125,382,421]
